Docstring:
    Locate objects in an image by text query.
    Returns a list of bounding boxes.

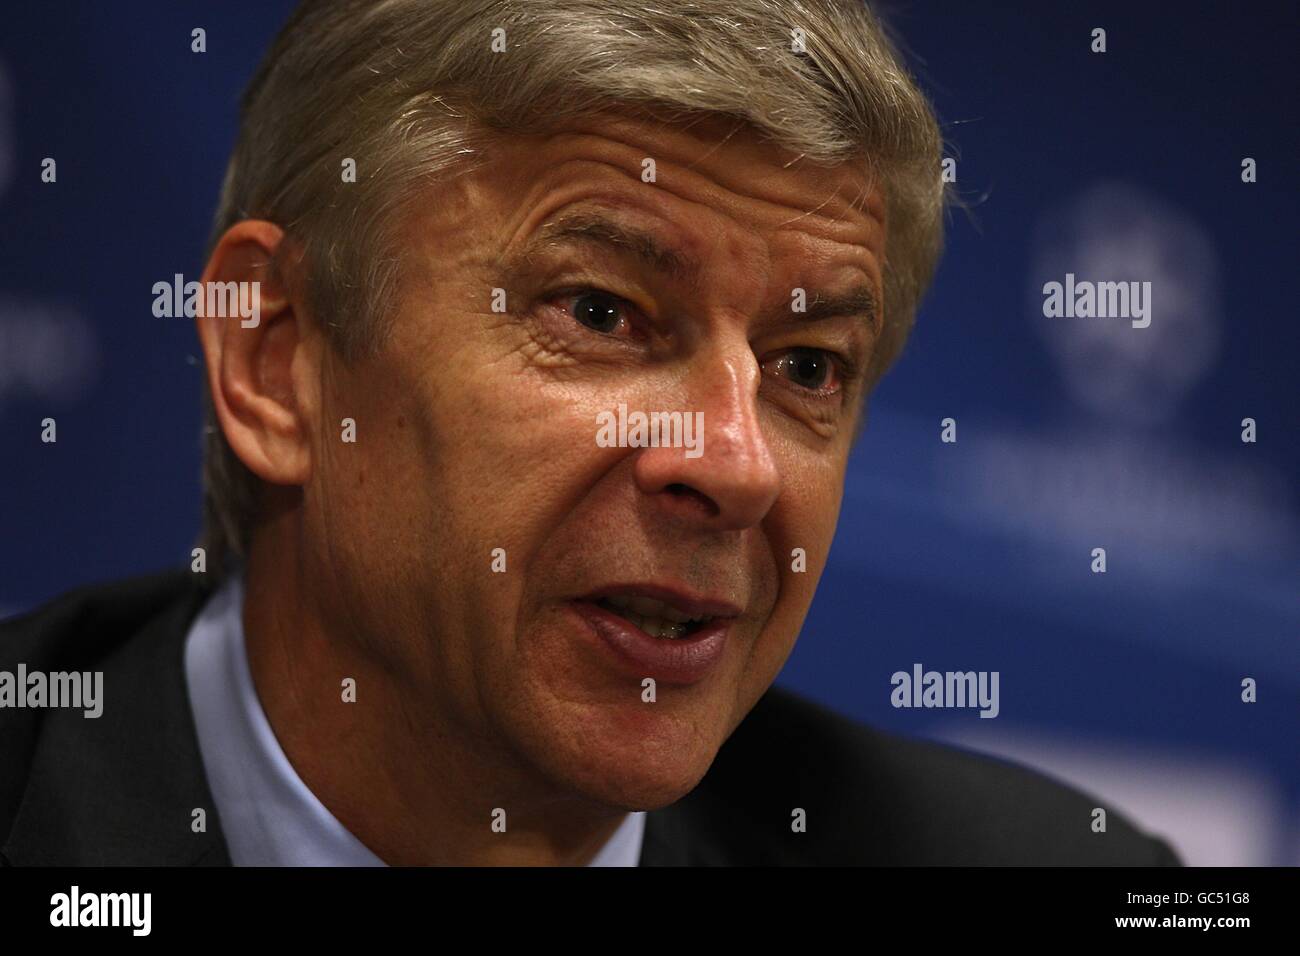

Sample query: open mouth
[570,585,740,684]
[591,594,714,640]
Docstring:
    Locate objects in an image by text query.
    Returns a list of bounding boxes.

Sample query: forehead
[431,108,886,269]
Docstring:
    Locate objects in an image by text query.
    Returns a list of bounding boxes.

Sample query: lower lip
[568,600,731,686]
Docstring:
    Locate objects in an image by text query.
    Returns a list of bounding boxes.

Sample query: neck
[238,522,628,865]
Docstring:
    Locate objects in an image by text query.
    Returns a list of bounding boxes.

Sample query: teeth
[626,612,690,639]
[605,593,699,624]
[598,597,696,639]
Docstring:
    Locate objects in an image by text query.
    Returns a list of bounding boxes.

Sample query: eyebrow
[798,287,879,331]
[523,211,703,290]
[513,210,879,331]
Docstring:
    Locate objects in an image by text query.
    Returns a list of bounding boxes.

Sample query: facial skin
[197,108,887,865]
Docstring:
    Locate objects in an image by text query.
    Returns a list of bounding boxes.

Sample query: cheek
[755,460,846,652]
[341,333,610,626]
[304,373,448,628]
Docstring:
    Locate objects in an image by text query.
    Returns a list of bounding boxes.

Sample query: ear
[195,221,318,487]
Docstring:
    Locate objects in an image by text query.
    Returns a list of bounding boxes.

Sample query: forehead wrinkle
[776,189,837,228]
[504,132,880,257]
[676,114,750,173]
[776,171,877,230]
[484,145,882,311]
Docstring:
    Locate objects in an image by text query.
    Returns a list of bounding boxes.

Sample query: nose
[632,345,782,532]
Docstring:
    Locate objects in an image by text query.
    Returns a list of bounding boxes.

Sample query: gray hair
[199,0,947,578]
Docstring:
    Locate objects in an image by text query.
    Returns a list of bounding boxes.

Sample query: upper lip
[579,583,743,621]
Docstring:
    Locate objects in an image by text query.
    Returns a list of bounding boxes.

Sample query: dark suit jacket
[0,571,1181,866]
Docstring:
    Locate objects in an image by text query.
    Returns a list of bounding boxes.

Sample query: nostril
[666,482,719,517]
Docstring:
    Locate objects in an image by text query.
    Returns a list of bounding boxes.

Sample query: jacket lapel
[2,578,231,866]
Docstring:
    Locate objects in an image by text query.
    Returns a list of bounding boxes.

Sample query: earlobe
[195,221,316,488]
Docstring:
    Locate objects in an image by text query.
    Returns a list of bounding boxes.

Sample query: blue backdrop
[1,1,1296,864]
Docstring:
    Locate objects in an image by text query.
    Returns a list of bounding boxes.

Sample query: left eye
[766,347,838,391]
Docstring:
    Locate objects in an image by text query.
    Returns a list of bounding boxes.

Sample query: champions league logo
[1030,182,1222,428]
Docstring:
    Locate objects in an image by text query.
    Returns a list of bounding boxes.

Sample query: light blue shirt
[184,573,645,866]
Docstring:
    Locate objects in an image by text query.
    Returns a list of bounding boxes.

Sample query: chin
[524,706,725,811]
[564,749,714,812]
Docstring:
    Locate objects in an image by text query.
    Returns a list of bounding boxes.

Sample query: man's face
[306,110,886,810]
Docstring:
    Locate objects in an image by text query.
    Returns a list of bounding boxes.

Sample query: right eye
[562,289,631,336]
